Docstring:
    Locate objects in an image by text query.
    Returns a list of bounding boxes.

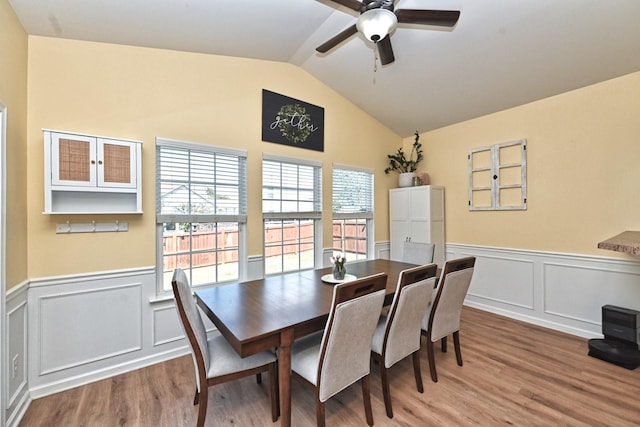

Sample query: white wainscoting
[15,241,637,425]
[6,281,29,427]
[447,243,640,338]
[27,267,190,399]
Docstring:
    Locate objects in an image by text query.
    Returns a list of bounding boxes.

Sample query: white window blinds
[262,155,322,219]
[156,139,247,222]
[332,165,374,219]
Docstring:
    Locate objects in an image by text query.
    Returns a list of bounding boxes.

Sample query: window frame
[332,163,375,261]
[468,139,527,211]
[262,153,323,276]
[155,137,248,295]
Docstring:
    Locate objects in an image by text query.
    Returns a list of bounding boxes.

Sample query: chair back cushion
[428,257,475,341]
[172,269,210,379]
[402,241,435,265]
[317,273,387,402]
[383,264,438,367]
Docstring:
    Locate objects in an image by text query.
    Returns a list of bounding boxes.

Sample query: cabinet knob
[91,160,96,165]
[98,160,103,165]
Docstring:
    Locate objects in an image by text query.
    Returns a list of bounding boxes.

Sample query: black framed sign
[262,89,324,152]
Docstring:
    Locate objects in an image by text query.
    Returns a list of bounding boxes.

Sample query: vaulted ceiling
[9,0,640,137]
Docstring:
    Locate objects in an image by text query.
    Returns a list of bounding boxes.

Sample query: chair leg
[453,331,463,366]
[193,387,199,405]
[379,361,393,418]
[441,336,447,352]
[315,398,326,427]
[412,350,424,393]
[361,375,374,426]
[426,339,438,382]
[268,363,280,422]
[196,386,208,427]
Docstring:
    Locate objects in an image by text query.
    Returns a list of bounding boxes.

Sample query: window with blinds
[332,166,374,261]
[156,139,247,292]
[262,155,322,275]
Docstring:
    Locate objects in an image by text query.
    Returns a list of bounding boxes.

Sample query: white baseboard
[6,391,30,427]
[28,346,190,399]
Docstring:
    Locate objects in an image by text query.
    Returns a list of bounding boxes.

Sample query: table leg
[278,329,294,427]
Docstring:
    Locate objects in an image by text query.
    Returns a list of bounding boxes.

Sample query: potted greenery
[384,131,424,187]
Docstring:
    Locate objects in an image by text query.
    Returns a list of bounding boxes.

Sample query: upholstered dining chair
[370,263,438,418]
[171,268,279,427]
[421,256,476,382]
[402,241,436,265]
[290,273,387,427]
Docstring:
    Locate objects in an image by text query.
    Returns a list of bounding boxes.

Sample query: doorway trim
[1,102,8,427]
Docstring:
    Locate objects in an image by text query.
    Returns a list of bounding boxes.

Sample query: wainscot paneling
[6,281,30,427]
[39,283,143,375]
[28,267,190,399]
[247,255,264,281]
[375,241,390,261]
[152,305,184,347]
[18,242,636,424]
[447,243,640,338]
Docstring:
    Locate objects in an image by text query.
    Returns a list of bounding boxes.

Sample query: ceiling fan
[316,0,460,65]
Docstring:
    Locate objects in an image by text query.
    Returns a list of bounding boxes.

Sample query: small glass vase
[332,263,346,280]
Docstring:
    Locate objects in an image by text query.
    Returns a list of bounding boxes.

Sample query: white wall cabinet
[44,130,142,214]
[389,185,445,266]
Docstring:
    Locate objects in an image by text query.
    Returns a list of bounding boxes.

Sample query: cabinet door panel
[97,139,137,189]
[409,187,430,221]
[409,219,431,244]
[51,133,97,187]
[389,219,410,261]
[389,189,410,221]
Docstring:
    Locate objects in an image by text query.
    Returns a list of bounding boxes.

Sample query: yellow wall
[409,72,640,258]
[0,0,28,289]
[26,36,400,278]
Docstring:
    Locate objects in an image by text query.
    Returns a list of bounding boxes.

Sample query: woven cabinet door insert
[103,143,131,184]
[59,138,91,183]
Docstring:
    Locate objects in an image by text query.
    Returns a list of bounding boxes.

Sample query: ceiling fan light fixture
[356,8,398,43]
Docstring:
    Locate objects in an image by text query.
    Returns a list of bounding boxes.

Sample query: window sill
[149,293,174,304]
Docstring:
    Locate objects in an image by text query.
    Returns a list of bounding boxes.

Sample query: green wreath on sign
[277,104,313,144]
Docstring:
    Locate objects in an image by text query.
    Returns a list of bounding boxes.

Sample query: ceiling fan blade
[395,9,460,27]
[377,36,395,65]
[328,0,363,12]
[316,24,358,53]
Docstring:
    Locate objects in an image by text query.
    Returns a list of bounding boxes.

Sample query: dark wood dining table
[194,258,419,427]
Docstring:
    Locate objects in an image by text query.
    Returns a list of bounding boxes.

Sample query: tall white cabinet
[389,185,445,266]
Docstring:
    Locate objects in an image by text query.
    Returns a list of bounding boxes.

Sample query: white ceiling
[9,0,640,138]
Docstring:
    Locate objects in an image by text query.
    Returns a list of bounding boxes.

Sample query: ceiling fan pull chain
[374,47,379,72]
[372,48,378,83]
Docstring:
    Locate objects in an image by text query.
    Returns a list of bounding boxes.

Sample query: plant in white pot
[384,131,424,187]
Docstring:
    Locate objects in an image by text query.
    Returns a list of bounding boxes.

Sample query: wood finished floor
[19,307,640,426]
